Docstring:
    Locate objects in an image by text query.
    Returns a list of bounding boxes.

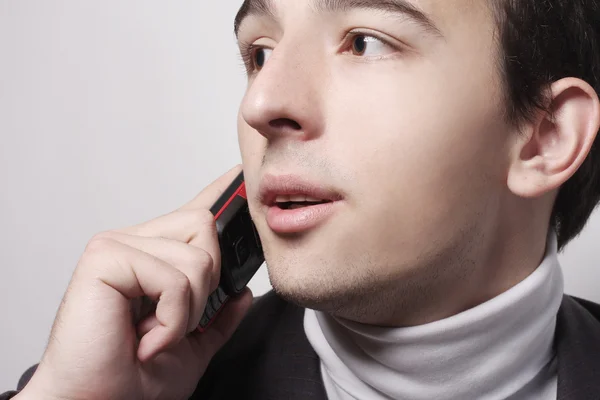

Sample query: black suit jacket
[4,292,600,399]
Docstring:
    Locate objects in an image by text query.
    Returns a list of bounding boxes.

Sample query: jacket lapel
[556,296,600,400]
[267,302,328,400]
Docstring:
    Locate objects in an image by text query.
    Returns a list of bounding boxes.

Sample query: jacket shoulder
[569,295,600,322]
[191,291,324,399]
[555,295,600,399]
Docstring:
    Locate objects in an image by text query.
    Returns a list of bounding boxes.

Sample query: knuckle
[84,233,116,255]
[190,248,214,270]
[78,235,122,275]
[190,208,216,229]
[187,249,214,283]
[171,271,192,297]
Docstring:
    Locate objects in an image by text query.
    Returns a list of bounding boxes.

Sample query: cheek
[238,111,268,157]
[237,113,262,165]
[325,62,508,246]
[237,114,265,206]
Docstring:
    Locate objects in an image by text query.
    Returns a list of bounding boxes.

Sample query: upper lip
[259,174,343,206]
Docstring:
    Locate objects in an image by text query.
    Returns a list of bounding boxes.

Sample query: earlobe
[507,78,600,199]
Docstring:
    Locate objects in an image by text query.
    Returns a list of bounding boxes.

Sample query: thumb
[190,288,254,358]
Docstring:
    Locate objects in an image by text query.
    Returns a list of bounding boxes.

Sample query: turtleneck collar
[304,232,564,400]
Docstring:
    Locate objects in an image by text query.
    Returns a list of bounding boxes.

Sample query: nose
[240,38,325,141]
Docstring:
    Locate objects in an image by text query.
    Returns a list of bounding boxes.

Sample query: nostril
[269,118,302,130]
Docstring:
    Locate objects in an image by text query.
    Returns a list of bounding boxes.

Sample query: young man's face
[236,0,513,317]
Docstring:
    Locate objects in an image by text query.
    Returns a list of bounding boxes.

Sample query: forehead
[234,0,493,36]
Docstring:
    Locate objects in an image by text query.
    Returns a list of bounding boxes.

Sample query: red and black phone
[198,171,264,331]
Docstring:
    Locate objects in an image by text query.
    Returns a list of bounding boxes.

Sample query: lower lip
[266,202,339,234]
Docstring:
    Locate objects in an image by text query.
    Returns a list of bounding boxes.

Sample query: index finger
[179,165,243,211]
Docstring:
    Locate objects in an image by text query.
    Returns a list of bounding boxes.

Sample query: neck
[330,225,550,327]
[304,231,564,400]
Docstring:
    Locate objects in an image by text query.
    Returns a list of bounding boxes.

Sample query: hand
[18,166,253,400]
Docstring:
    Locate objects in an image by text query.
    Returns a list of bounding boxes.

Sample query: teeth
[290,195,307,202]
[275,195,291,203]
[275,194,326,203]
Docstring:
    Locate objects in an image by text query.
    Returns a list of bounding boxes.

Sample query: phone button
[205,299,216,318]
[216,286,228,303]
[209,293,221,311]
[199,314,210,328]
[234,236,250,266]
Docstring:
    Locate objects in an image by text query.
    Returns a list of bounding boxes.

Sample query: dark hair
[494,0,600,250]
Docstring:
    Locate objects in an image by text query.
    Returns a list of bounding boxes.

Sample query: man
[3,0,600,399]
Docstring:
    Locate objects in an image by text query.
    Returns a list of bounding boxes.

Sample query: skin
[17,167,255,400]
[236,0,600,326]
[13,1,600,399]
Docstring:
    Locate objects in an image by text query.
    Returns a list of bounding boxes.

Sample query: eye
[349,34,395,57]
[253,47,273,69]
[239,41,274,75]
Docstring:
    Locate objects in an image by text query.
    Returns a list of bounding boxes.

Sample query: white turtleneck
[304,233,564,400]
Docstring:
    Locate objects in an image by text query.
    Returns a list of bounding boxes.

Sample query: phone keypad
[198,286,230,330]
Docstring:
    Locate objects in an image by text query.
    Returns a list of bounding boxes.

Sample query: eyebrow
[234,0,442,37]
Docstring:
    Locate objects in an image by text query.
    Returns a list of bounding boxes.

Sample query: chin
[264,252,382,314]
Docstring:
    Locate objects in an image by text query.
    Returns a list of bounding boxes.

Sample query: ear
[507,78,600,198]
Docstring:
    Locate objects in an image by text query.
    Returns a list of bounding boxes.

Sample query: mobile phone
[197,171,264,331]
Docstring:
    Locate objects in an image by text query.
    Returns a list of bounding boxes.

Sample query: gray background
[0,1,598,391]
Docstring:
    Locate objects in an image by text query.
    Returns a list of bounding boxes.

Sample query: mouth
[259,174,343,234]
[273,195,332,210]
